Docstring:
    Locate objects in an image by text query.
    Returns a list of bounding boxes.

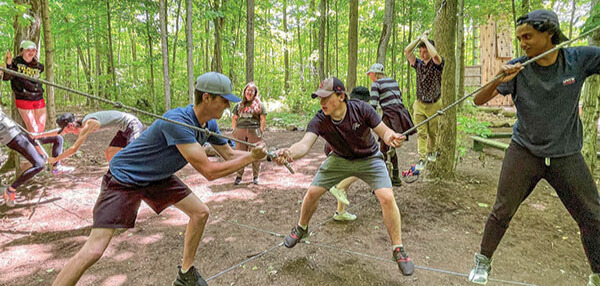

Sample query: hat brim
[311,89,335,99]
[220,93,241,103]
[557,31,569,43]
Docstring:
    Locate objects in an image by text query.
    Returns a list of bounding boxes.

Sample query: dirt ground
[0,124,595,286]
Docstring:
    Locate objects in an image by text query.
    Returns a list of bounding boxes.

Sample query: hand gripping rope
[390,24,600,180]
[0,67,295,174]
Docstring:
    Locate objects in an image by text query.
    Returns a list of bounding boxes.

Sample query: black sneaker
[393,247,414,276]
[234,177,242,185]
[284,224,307,248]
[173,266,208,286]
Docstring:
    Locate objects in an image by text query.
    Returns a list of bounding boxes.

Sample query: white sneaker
[52,165,75,175]
[468,253,492,285]
[414,160,426,171]
[427,152,439,162]
[329,186,349,205]
[333,211,356,221]
[589,273,600,286]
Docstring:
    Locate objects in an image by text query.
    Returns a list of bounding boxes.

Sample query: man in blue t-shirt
[52,72,267,286]
[468,10,600,286]
[274,77,415,276]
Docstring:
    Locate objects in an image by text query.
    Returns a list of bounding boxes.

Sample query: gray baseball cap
[195,72,241,103]
[366,63,385,75]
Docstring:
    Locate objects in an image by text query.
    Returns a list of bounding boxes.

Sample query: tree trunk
[171,0,182,77]
[210,0,226,73]
[581,0,600,173]
[145,3,156,112]
[346,0,358,91]
[456,0,465,99]
[296,2,304,83]
[41,0,55,128]
[428,0,458,179]
[186,0,194,103]
[94,14,103,100]
[568,0,576,39]
[246,0,255,83]
[405,0,413,106]
[376,0,395,65]
[159,0,171,110]
[335,0,338,77]
[130,28,138,83]
[283,0,289,90]
[317,0,325,81]
[106,0,117,100]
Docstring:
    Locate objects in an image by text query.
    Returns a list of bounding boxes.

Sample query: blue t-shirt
[109,104,227,185]
[497,47,600,157]
[307,100,381,160]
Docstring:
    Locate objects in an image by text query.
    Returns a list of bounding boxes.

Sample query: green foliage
[456,102,492,160]
[267,110,312,129]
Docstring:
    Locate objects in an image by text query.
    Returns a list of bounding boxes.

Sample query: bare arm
[473,63,523,106]
[211,143,249,160]
[259,114,266,133]
[177,142,266,181]
[404,38,420,67]
[275,132,318,164]
[420,35,442,65]
[48,120,101,164]
[232,114,238,129]
[373,122,406,148]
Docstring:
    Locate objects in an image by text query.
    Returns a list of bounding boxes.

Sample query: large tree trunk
[246,0,255,83]
[456,0,465,100]
[159,0,171,110]
[210,0,226,73]
[317,0,325,81]
[41,0,55,128]
[346,0,358,91]
[283,0,289,90]
[428,0,458,180]
[185,0,194,103]
[106,0,117,100]
[376,0,395,65]
[581,0,600,173]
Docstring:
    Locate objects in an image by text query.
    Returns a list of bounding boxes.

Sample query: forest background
[0,0,597,179]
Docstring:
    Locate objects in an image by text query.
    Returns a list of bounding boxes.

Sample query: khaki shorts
[311,152,392,191]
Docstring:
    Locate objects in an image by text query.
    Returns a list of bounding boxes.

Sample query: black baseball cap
[516,10,569,43]
[56,113,76,134]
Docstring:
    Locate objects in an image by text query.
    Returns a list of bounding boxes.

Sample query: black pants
[6,134,45,189]
[480,141,600,273]
[37,135,63,164]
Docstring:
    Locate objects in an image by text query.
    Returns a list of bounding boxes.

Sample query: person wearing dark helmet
[468,10,600,286]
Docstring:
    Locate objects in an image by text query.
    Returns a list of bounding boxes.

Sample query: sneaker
[414,160,425,171]
[393,246,414,276]
[329,186,349,205]
[468,253,493,285]
[333,211,357,221]
[253,177,259,185]
[427,152,438,162]
[284,224,308,248]
[234,176,242,185]
[173,265,208,286]
[52,164,75,175]
[2,188,16,208]
[589,273,600,286]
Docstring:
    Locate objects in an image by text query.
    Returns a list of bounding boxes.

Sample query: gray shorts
[311,152,392,191]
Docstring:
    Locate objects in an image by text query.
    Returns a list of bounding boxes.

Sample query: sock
[392,244,404,251]
[298,223,307,230]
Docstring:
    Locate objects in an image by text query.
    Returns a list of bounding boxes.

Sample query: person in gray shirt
[468,10,600,286]
[51,110,143,163]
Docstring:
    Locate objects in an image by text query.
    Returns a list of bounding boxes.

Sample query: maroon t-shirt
[307,100,381,160]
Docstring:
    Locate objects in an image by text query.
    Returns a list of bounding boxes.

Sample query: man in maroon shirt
[274,77,415,276]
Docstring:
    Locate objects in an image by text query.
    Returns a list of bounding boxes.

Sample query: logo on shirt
[562,77,575,86]
[352,123,360,130]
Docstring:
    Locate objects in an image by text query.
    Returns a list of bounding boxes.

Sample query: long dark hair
[241,82,259,106]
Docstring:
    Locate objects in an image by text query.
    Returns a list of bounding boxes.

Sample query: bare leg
[334,177,358,213]
[52,228,115,286]
[374,188,402,245]
[104,147,123,162]
[17,108,37,132]
[173,193,210,271]
[33,107,46,132]
[298,186,327,226]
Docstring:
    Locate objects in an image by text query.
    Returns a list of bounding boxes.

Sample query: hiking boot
[589,273,600,286]
[333,211,357,221]
[253,177,259,185]
[173,266,208,286]
[468,253,492,285]
[414,160,425,171]
[284,224,308,248]
[329,186,349,205]
[393,246,414,276]
[234,176,242,185]
[52,164,75,175]
[2,188,15,208]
